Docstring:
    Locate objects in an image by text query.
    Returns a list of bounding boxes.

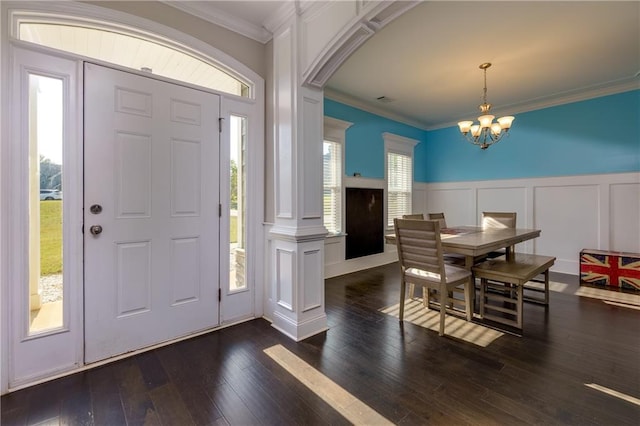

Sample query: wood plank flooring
[2,263,639,425]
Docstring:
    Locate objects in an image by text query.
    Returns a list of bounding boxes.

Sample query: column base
[271,310,328,342]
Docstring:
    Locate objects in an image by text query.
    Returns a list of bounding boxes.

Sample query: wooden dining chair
[482,211,517,258]
[428,212,447,229]
[394,218,473,336]
[427,212,466,266]
[482,211,516,229]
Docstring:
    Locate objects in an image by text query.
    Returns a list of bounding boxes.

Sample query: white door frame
[1,2,264,393]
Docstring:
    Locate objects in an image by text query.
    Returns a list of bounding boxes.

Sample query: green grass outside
[40,200,63,275]
[40,200,240,275]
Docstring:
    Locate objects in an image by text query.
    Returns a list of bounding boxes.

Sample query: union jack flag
[580,250,640,291]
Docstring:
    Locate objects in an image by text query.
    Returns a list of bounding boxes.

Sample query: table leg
[505,245,515,262]
[465,255,476,315]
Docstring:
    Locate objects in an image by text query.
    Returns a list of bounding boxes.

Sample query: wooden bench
[472,253,556,330]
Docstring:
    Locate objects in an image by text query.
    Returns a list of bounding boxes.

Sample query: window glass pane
[19,23,250,97]
[323,140,341,234]
[387,152,412,227]
[29,74,64,334]
[229,115,247,291]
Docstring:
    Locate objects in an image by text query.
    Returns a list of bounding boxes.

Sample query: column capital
[269,224,328,242]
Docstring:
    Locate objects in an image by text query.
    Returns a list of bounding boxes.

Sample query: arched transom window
[16,19,251,97]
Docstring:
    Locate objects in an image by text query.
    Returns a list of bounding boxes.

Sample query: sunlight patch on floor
[525,280,569,293]
[264,344,394,426]
[380,299,504,347]
[585,383,640,406]
[574,286,640,306]
[530,280,640,309]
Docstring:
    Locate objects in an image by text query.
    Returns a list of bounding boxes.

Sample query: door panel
[84,63,220,363]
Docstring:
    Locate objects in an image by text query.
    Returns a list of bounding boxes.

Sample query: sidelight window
[229,115,247,291]
[28,74,65,334]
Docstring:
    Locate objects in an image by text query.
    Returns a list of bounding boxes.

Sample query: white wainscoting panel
[476,187,528,226]
[276,247,295,311]
[424,187,475,227]
[302,249,322,311]
[610,182,640,253]
[534,185,600,273]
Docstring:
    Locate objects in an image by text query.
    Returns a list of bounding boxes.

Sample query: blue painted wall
[325,90,640,183]
[324,99,427,179]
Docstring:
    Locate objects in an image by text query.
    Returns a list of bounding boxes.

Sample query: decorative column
[268,15,328,340]
[266,1,420,340]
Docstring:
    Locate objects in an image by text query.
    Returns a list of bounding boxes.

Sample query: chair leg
[464,280,473,321]
[516,284,523,329]
[543,269,550,305]
[439,299,446,336]
[479,278,487,318]
[399,278,406,321]
[438,284,446,336]
[469,272,475,314]
[408,283,415,299]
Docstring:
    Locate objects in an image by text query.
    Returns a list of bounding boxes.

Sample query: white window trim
[384,132,418,230]
[323,116,352,236]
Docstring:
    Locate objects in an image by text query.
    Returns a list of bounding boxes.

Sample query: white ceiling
[169,1,640,130]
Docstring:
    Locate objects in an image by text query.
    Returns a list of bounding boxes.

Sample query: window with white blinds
[386,152,412,227]
[384,132,418,228]
[323,140,342,234]
[323,117,352,235]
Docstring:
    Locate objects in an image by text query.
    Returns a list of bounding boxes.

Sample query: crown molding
[160,1,273,44]
[324,87,430,130]
[327,77,640,132]
[431,77,640,131]
[262,1,297,35]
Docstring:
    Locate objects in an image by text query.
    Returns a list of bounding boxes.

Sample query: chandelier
[457,63,514,150]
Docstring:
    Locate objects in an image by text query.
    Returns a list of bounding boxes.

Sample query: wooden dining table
[385,226,542,269]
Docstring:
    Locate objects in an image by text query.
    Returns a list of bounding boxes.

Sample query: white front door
[84,63,220,363]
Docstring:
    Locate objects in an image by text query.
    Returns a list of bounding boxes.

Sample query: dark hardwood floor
[2,263,639,425]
